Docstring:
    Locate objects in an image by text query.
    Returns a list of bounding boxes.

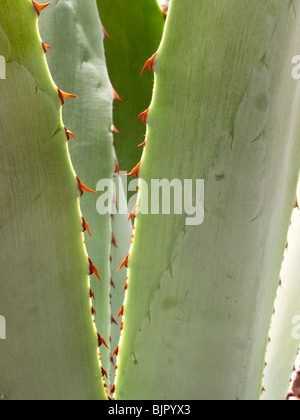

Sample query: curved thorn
[64,127,77,142]
[138,108,149,125]
[76,177,97,197]
[89,258,101,282]
[112,125,122,138]
[102,25,111,40]
[32,1,50,17]
[140,52,158,76]
[114,160,120,175]
[116,254,129,272]
[116,305,124,320]
[97,333,109,349]
[57,89,77,105]
[113,88,125,104]
[112,233,118,248]
[42,42,52,54]
[126,162,141,178]
[82,217,92,237]
[110,278,116,289]
[111,346,119,359]
[113,194,118,211]
[89,288,95,300]
[128,204,137,223]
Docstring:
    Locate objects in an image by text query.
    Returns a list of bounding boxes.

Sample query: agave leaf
[262,181,300,400]
[116,0,300,400]
[97,0,165,173]
[39,0,132,394]
[0,0,105,400]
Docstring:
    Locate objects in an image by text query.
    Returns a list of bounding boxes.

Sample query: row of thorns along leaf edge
[33,0,164,400]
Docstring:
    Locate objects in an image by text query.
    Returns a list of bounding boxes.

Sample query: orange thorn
[91,307,96,316]
[112,126,122,138]
[102,25,111,40]
[112,233,118,248]
[76,177,97,197]
[41,42,52,54]
[127,162,141,178]
[138,108,149,125]
[111,316,118,325]
[138,140,147,148]
[110,385,115,394]
[101,367,108,378]
[113,194,118,211]
[57,88,77,105]
[64,127,77,142]
[116,254,129,272]
[82,217,92,237]
[89,288,95,300]
[32,1,50,16]
[116,305,124,320]
[114,160,120,175]
[97,333,109,349]
[113,88,124,104]
[141,52,158,76]
[128,204,137,223]
[89,258,102,282]
[111,346,119,359]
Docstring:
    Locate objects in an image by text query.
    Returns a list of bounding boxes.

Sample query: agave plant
[0,0,300,401]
